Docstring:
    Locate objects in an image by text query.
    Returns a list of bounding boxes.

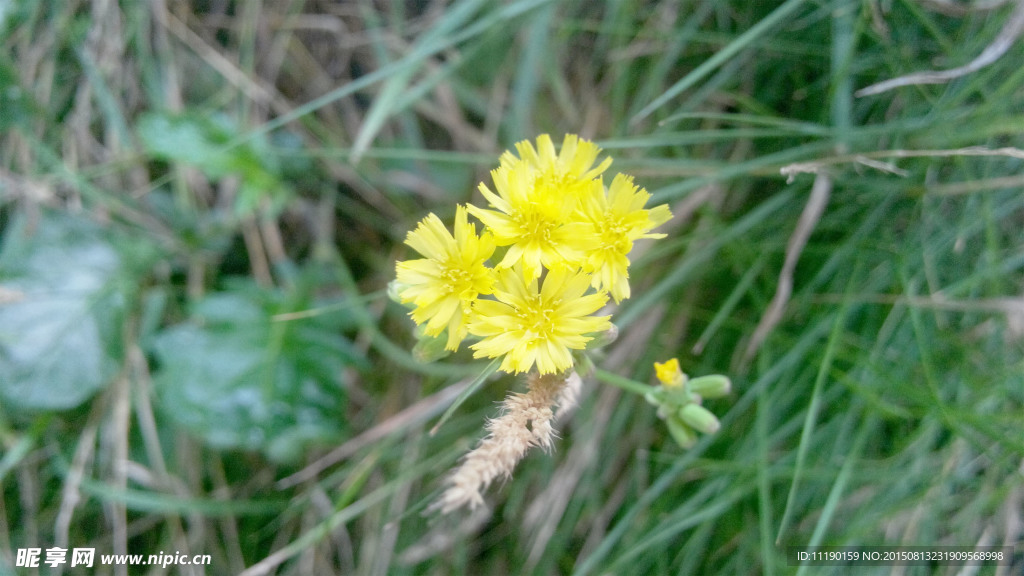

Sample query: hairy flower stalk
[432,371,581,513]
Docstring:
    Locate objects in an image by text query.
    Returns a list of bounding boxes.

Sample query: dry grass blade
[927,173,1024,195]
[522,376,615,572]
[856,0,1024,96]
[276,380,469,489]
[162,10,292,113]
[108,369,131,576]
[779,147,1024,182]
[54,401,103,551]
[743,172,832,363]
[396,507,491,565]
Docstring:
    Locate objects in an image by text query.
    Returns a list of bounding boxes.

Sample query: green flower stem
[593,368,657,396]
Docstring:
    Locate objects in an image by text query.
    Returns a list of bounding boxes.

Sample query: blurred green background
[1,0,1022,574]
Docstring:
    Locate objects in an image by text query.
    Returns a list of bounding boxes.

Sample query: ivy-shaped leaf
[0,211,126,411]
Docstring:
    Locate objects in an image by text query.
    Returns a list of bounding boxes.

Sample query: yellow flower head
[395,206,496,350]
[654,358,686,388]
[580,174,673,302]
[467,162,596,279]
[503,134,612,199]
[469,266,611,375]
[467,135,613,279]
[393,134,674,376]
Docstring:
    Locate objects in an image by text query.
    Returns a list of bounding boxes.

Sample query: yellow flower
[467,162,596,278]
[503,134,612,199]
[467,134,611,279]
[395,206,496,350]
[579,174,673,302]
[469,266,611,374]
[654,358,685,388]
[392,134,673,373]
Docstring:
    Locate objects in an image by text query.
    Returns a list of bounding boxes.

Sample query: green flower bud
[687,375,731,399]
[413,331,452,363]
[678,403,720,435]
[387,279,411,306]
[666,415,698,449]
[588,323,619,349]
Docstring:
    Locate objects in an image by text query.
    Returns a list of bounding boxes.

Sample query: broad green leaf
[152,281,365,462]
[0,211,125,411]
[136,112,292,216]
[136,112,241,177]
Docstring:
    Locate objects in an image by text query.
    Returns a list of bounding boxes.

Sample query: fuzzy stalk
[432,371,579,513]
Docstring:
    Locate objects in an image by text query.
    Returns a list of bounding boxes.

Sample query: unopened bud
[413,332,451,363]
[678,403,720,435]
[666,415,697,449]
[687,375,731,399]
[387,279,409,305]
[588,324,619,349]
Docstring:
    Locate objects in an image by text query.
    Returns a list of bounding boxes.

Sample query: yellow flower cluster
[395,135,672,375]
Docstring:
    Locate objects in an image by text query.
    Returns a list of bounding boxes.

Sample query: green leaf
[0,211,126,411]
[136,112,292,216]
[151,282,364,462]
[137,112,240,177]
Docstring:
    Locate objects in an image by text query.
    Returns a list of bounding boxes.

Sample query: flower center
[441,264,476,299]
[516,295,557,343]
[599,216,630,253]
[514,210,557,243]
[536,168,588,200]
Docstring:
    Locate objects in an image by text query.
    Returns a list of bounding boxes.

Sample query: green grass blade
[631,0,811,125]
[430,358,500,435]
